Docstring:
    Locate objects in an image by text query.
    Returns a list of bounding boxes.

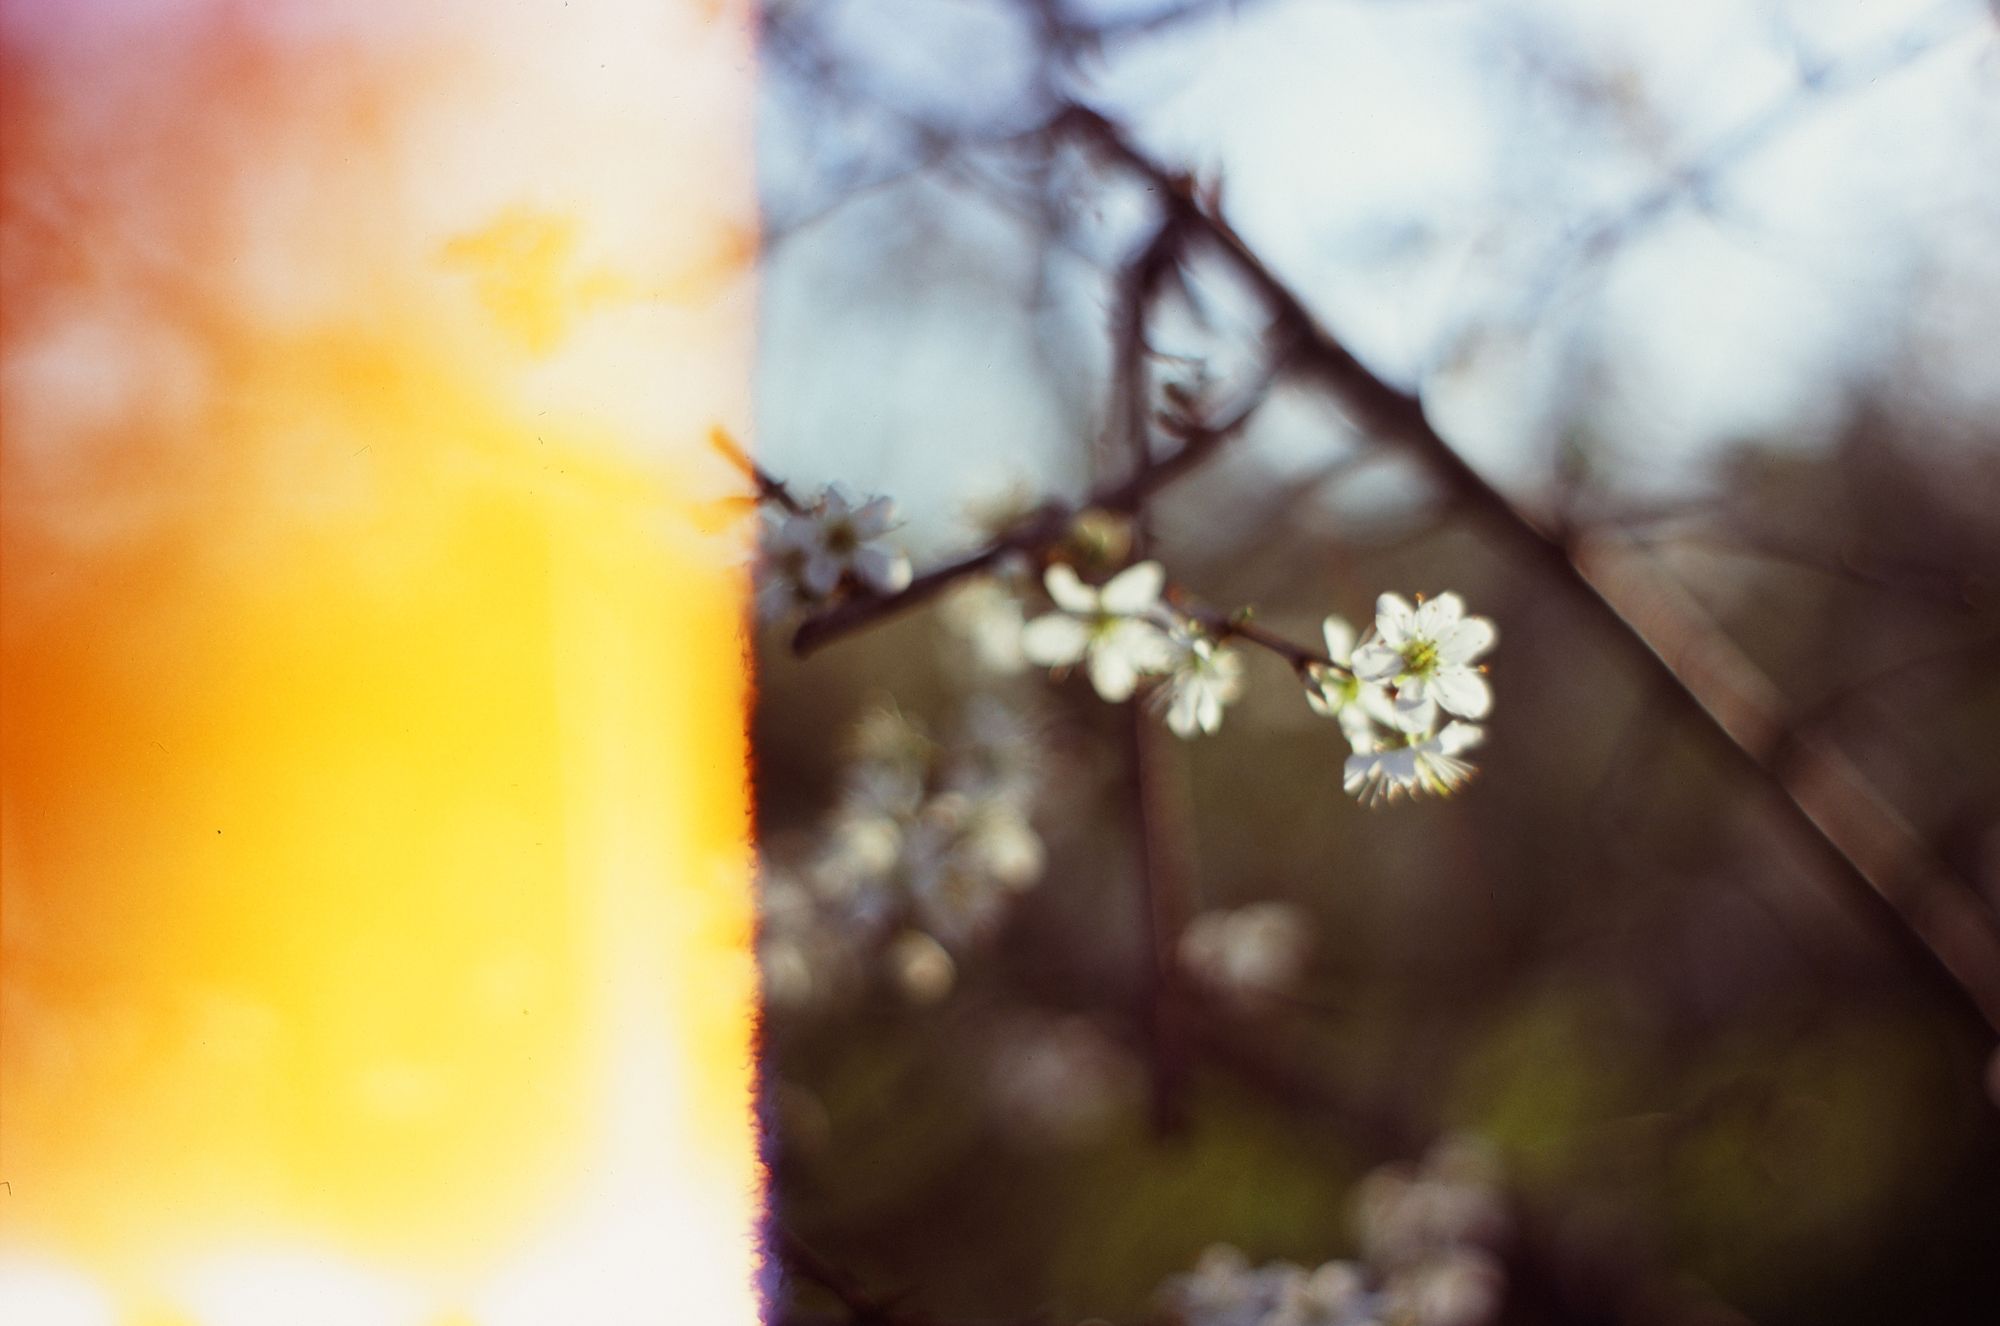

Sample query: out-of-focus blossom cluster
[1179,901,1312,1003]
[1160,1138,1509,1326]
[985,1013,1145,1147]
[757,697,1047,1013]
[756,485,913,623]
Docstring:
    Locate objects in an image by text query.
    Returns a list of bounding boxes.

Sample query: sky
[755,0,2000,548]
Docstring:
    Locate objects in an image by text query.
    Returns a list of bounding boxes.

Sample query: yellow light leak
[1,1,762,1318]
[3,357,759,1316]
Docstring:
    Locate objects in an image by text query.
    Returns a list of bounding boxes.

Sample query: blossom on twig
[1020,560,1177,702]
[1306,614,1400,753]
[1307,595,1496,805]
[1157,623,1247,738]
[1350,593,1496,732]
[1342,722,1486,808]
[756,485,912,623]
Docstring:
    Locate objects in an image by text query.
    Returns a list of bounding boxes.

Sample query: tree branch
[789,357,1286,657]
[1054,100,2000,1041]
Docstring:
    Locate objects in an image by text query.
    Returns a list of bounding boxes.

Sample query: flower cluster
[1159,1138,1509,1326]
[999,560,1495,801]
[756,697,1048,1013]
[1016,560,1245,738]
[1308,595,1496,805]
[756,485,913,623]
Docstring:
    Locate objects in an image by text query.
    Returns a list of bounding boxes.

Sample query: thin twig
[712,426,806,515]
[789,362,1286,657]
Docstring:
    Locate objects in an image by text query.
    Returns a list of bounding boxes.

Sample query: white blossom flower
[1343,722,1485,807]
[755,508,828,623]
[1306,614,1401,753]
[1157,626,1246,738]
[1020,561,1177,702]
[787,487,914,596]
[1349,594,1495,732]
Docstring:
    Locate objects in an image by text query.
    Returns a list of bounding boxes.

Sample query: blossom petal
[1197,689,1224,733]
[1374,593,1417,646]
[1437,721,1485,755]
[817,485,855,520]
[1087,646,1140,702]
[801,551,842,598]
[1209,647,1245,699]
[1020,614,1090,667]
[1106,618,1177,673]
[1099,560,1165,615]
[774,512,820,553]
[854,545,912,594]
[849,496,896,539]
[1428,666,1491,719]
[1321,615,1356,667]
[1391,683,1438,734]
[1415,592,1464,636]
[1303,665,1339,717]
[1337,706,1378,754]
[1349,640,1403,681]
[1436,615,1496,665]
[1357,683,1401,730]
[1043,563,1097,614]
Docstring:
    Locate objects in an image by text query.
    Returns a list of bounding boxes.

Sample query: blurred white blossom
[757,697,1050,1014]
[987,1015,1144,1147]
[755,507,829,624]
[1356,1137,1509,1273]
[1021,561,1177,702]
[1179,902,1312,1000]
[1158,625,1246,738]
[940,578,1031,674]
[1163,1248,1381,1326]
[755,485,912,623]
[756,864,865,1014]
[886,928,956,1003]
[1160,1137,1507,1326]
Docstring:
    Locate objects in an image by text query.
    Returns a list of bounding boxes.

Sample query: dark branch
[1054,100,2000,1041]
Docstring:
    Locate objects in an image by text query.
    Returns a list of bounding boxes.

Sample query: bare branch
[1056,100,2000,1041]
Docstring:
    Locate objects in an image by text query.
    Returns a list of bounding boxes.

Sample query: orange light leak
[1,2,762,1323]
